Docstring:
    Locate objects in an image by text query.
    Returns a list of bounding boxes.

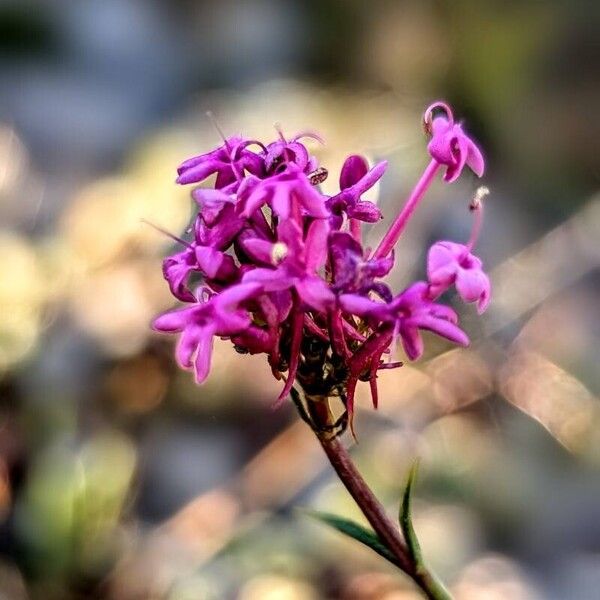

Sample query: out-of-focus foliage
[0,1,598,599]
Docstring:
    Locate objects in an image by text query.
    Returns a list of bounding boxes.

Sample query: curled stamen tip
[422,101,454,135]
[470,186,490,210]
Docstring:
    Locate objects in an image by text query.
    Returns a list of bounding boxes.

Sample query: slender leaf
[399,460,422,564]
[399,462,453,600]
[301,509,399,566]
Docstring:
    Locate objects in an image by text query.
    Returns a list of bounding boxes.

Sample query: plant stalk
[306,397,452,600]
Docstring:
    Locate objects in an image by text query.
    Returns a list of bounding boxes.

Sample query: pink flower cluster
[153,102,490,425]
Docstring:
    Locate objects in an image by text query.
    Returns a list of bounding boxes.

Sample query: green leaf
[399,460,423,565]
[399,462,453,600]
[301,509,399,567]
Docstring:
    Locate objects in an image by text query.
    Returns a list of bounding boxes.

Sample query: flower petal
[399,324,424,361]
[466,139,485,177]
[193,329,215,383]
[295,277,335,311]
[304,218,330,272]
[339,155,369,189]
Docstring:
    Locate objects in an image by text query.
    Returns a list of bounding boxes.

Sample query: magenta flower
[192,188,245,249]
[242,218,334,312]
[329,231,393,300]
[152,282,263,383]
[427,187,491,313]
[162,245,198,302]
[340,281,468,361]
[373,102,485,260]
[427,242,490,313]
[176,136,264,187]
[328,156,386,229]
[238,164,329,220]
[389,282,469,360]
[425,103,485,183]
[263,133,321,175]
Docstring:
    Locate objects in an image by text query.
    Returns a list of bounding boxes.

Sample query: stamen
[271,242,289,264]
[466,186,489,250]
[206,111,246,182]
[205,111,229,147]
[141,219,192,248]
[470,185,489,211]
[292,131,325,145]
[273,122,287,143]
[422,101,454,135]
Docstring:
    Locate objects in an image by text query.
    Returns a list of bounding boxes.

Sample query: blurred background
[0,0,598,598]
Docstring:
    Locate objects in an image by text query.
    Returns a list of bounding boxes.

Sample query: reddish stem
[315,430,449,599]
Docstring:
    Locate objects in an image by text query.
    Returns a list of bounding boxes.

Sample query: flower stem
[305,397,452,599]
[372,159,441,259]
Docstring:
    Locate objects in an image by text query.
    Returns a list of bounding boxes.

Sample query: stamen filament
[206,111,229,148]
[141,219,192,248]
[466,186,489,251]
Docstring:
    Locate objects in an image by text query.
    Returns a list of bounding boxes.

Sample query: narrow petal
[354,160,387,193]
[455,268,490,306]
[399,324,424,361]
[297,180,330,218]
[348,201,382,223]
[194,246,224,279]
[176,162,217,185]
[427,242,459,278]
[218,281,263,308]
[443,135,468,183]
[152,307,194,333]
[239,237,276,265]
[193,329,215,383]
[339,155,369,189]
[241,183,269,218]
[275,308,303,405]
[304,218,330,272]
[271,183,291,218]
[466,140,485,177]
[295,277,335,311]
[477,278,491,314]
[412,315,469,347]
[175,325,201,368]
[243,267,295,292]
[339,294,387,320]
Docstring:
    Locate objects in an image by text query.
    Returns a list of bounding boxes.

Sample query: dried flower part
[153,103,490,426]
